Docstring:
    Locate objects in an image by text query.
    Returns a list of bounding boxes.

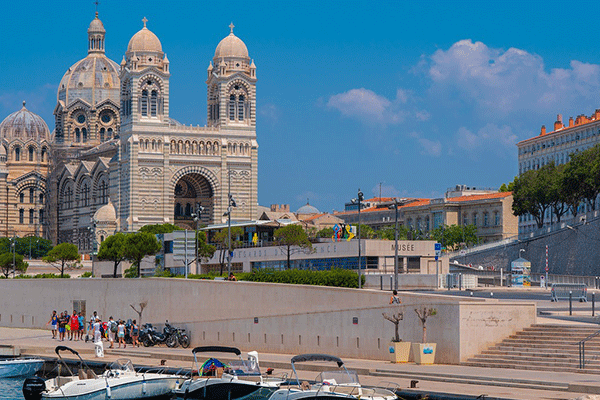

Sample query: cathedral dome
[297,202,320,215]
[94,201,116,222]
[127,18,162,53]
[0,102,50,141]
[214,24,249,59]
[58,55,120,106]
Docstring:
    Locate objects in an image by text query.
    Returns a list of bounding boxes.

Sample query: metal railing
[579,328,600,369]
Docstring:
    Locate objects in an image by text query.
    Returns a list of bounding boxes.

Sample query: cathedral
[0,13,258,253]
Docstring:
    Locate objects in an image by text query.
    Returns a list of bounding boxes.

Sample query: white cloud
[327,88,409,125]
[455,123,518,157]
[259,103,279,125]
[426,39,600,119]
[409,131,442,157]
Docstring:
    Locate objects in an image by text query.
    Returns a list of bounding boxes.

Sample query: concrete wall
[0,278,535,363]
[450,216,600,276]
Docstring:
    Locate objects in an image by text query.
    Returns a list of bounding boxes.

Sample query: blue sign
[435,243,441,251]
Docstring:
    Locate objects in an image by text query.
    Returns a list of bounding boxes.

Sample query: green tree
[316,227,334,238]
[274,224,313,269]
[123,232,162,278]
[546,162,568,223]
[196,230,216,263]
[97,232,128,278]
[43,243,80,278]
[0,252,28,278]
[352,224,376,239]
[499,180,515,192]
[139,223,182,235]
[213,227,243,275]
[0,237,53,259]
[512,167,552,228]
[431,224,478,251]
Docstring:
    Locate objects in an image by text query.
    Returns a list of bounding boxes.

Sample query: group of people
[46,310,85,341]
[47,310,140,348]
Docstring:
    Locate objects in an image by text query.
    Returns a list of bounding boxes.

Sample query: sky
[2,1,600,214]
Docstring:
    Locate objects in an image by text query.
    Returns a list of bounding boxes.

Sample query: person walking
[46,310,58,339]
[389,290,401,304]
[107,316,116,348]
[117,320,126,348]
[131,320,139,347]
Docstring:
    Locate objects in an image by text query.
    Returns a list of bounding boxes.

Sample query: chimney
[569,117,574,127]
[554,114,563,131]
[540,125,546,135]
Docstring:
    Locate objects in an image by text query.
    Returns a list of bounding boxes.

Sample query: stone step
[467,354,593,367]
[480,349,600,360]
[461,360,600,374]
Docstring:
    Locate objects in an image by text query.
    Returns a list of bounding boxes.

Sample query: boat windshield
[314,370,360,385]
[108,359,135,373]
[227,360,261,376]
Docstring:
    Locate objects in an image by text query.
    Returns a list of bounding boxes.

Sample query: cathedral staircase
[463,323,600,373]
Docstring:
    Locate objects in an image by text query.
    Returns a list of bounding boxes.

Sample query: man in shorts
[46,310,58,339]
[107,316,116,348]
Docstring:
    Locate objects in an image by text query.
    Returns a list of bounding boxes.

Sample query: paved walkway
[1,326,599,400]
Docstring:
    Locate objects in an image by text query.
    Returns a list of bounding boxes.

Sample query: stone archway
[173,173,214,228]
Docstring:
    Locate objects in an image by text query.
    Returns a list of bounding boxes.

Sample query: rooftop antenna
[94,0,100,14]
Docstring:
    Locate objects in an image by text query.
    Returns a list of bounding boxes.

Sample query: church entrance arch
[173,173,214,228]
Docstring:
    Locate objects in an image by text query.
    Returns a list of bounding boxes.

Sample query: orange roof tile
[446,192,511,202]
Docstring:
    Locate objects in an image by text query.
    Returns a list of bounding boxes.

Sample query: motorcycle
[141,323,168,347]
[166,324,190,348]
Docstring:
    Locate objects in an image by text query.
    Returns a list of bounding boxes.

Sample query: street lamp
[10,236,16,278]
[388,199,400,291]
[351,189,364,289]
[223,192,237,277]
[191,203,204,275]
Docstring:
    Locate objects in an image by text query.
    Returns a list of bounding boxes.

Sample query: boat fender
[142,379,147,394]
[106,381,111,398]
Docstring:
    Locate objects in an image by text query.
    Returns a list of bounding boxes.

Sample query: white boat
[268,354,398,400]
[23,346,182,400]
[172,346,285,399]
[0,357,44,378]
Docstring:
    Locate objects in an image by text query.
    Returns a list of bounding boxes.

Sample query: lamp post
[191,203,204,275]
[356,189,364,289]
[224,171,237,277]
[10,236,16,278]
[389,199,400,291]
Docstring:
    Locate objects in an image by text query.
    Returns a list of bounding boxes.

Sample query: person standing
[117,320,126,348]
[131,320,139,347]
[389,290,401,304]
[57,311,68,341]
[78,312,85,341]
[69,311,79,341]
[46,310,58,339]
[89,317,102,343]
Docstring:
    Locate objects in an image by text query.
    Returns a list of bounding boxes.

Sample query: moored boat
[0,357,45,378]
[172,346,285,399]
[267,354,398,400]
[23,346,182,400]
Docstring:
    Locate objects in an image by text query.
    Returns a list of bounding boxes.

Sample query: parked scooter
[141,323,168,347]
[165,322,190,348]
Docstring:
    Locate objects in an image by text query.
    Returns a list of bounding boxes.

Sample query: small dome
[88,13,105,34]
[214,23,249,59]
[94,201,116,222]
[297,202,320,215]
[127,18,162,53]
[0,102,50,141]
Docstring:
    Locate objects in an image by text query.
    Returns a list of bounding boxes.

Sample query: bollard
[569,291,573,316]
[459,273,462,291]
[390,276,393,291]
[380,276,383,291]
[593,293,596,317]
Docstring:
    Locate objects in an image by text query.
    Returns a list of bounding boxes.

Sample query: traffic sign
[434,243,441,257]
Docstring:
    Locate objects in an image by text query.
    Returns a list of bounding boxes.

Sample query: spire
[229,22,235,34]
[142,17,148,28]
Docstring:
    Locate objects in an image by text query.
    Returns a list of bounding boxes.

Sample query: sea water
[0,377,25,400]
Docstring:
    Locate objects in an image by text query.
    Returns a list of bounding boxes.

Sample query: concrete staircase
[463,323,600,373]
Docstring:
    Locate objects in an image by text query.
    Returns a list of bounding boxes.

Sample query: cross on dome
[142,17,148,28]
[229,22,235,34]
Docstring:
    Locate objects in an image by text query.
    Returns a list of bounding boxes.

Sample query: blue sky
[2,1,600,214]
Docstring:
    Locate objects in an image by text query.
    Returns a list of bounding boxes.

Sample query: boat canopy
[55,346,80,357]
[191,346,241,356]
[291,354,344,367]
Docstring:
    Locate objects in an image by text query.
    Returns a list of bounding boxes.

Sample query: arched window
[229,95,236,120]
[14,146,20,161]
[39,209,44,224]
[39,193,44,204]
[41,147,47,162]
[82,183,90,207]
[28,146,34,161]
[29,209,34,224]
[151,90,158,116]
[99,180,108,204]
[238,95,245,121]
[65,187,73,209]
[185,203,191,216]
[19,209,24,224]
[82,128,88,142]
[108,128,113,139]
[29,188,34,204]
[141,90,148,116]
[100,128,105,142]
[19,193,24,203]
[175,203,182,216]
[75,128,81,142]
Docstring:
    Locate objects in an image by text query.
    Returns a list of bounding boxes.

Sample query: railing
[579,328,600,369]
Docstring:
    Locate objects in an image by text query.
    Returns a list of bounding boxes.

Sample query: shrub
[80,271,93,278]
[242,268,364,288]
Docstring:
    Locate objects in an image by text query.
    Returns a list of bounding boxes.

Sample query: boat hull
[174,378,269,400]
[42,374,181,400]
[0,359,44,378]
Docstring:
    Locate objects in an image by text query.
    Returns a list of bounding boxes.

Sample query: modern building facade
[517,112,600,233]
[0,13,259,252]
